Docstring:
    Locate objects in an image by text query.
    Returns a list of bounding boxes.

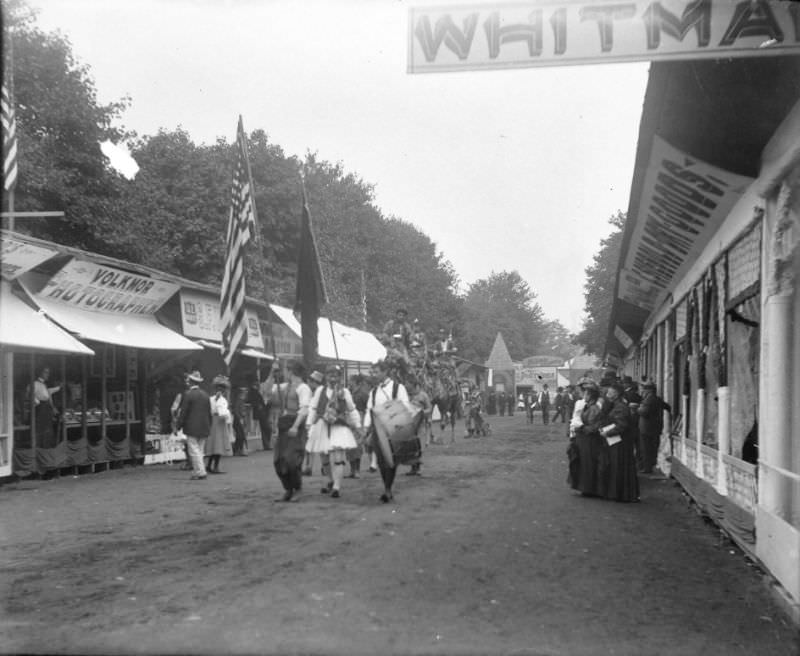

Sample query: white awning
[0,283,94,355]
[196,339,273,360]
[31,294,201,351]
[269,304,386,364]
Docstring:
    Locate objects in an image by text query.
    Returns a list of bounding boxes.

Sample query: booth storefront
[606,57,800,612]
[0,281,97,477]
[138,288,274,460]
[1,231,203,477]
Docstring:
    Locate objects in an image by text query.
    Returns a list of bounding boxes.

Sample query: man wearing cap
[637,381,665,475]
[382,308,412,358]
[176,370,212,480]
[307,364,361,498]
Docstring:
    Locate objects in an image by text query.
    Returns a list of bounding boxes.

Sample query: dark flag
[220,116,258,368]
[295,186,328,369]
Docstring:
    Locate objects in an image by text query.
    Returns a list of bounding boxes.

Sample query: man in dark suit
[177,370,212,480]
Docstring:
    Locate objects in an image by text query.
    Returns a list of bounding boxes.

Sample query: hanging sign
[1,237,57,280]
[617,136,753,311]
[37,259,179,315]
[180,289,263,348]
[408,0,800,73]
[514,364,557,387]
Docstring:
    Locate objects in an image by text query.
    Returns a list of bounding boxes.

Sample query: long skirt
[572,432,605,496]
[602,436,640,502]
[34,403,57,449]
[205,416,233,456]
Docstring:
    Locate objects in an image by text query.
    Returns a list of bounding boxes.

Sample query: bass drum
[371,399,422,469]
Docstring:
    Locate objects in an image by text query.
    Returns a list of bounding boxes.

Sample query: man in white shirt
[364,361,412,503]
[273,361,312,502]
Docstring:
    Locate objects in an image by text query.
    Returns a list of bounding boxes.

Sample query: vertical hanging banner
[408,0,800,73]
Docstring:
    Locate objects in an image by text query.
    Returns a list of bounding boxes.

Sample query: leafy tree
[539,319,581,362]
[574,212,626,356]
[3,0,130,252]
[302,156,460,333]
[460,271,545,362]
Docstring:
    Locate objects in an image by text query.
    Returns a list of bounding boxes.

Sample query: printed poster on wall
[617,136,753,312]
[180,290,263,348]
[1,237,57,280]
[36,259,180,315]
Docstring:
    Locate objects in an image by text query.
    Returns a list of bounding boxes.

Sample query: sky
[29,0,650,334]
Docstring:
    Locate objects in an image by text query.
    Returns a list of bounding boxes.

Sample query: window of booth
[11,345,145,475]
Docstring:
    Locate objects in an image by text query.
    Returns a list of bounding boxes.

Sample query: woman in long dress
[570,383,605,496]
[598,382,640,502]
[205,375,233,473]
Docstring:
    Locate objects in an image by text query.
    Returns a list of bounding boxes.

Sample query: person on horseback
[409,318,428,367]
[382,307,413,362]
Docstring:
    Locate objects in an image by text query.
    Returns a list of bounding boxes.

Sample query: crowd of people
[566,373,669,503]
[170,303,667,508]
[172,355,441,504]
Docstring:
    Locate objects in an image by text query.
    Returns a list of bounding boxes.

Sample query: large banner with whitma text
[408,0,800,73]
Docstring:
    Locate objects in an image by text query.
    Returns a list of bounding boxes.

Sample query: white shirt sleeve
[296,383,311,423]
[307,386,322,426]
[343,388,361,429]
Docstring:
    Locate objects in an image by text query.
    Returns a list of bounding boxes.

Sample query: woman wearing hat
[596,382,639,502]
[569,381,604,495]
[205,374,234,473]
[306,364,361,498]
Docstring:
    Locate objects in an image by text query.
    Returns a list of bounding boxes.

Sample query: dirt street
[1,414,797,655]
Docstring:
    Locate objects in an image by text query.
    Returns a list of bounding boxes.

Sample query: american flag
[2,49,18,192]
[220,116,258,368]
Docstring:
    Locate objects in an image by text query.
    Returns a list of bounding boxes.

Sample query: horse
[430,371,460,444]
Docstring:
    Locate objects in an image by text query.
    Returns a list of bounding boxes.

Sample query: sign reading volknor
[408,0,800,73]
[38,259,180,315]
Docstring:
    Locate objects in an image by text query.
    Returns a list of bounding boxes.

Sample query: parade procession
[1,1,800,654]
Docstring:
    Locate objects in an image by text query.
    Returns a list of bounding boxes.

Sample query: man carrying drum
[364,360,419,503]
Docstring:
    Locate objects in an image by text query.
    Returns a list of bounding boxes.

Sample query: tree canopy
[459,271,545,362]
[4,0,585,365]
[574,212,626,357]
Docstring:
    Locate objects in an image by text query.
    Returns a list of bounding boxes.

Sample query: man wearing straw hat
[176,370,212,480]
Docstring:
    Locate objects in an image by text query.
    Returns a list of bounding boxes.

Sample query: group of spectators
[566,373,668,503]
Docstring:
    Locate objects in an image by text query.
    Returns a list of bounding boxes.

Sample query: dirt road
[1,415,797,655]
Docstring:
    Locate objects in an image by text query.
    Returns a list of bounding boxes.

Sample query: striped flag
[220,116,258,368]
[295,185,328,369]
[2,49,18,192]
